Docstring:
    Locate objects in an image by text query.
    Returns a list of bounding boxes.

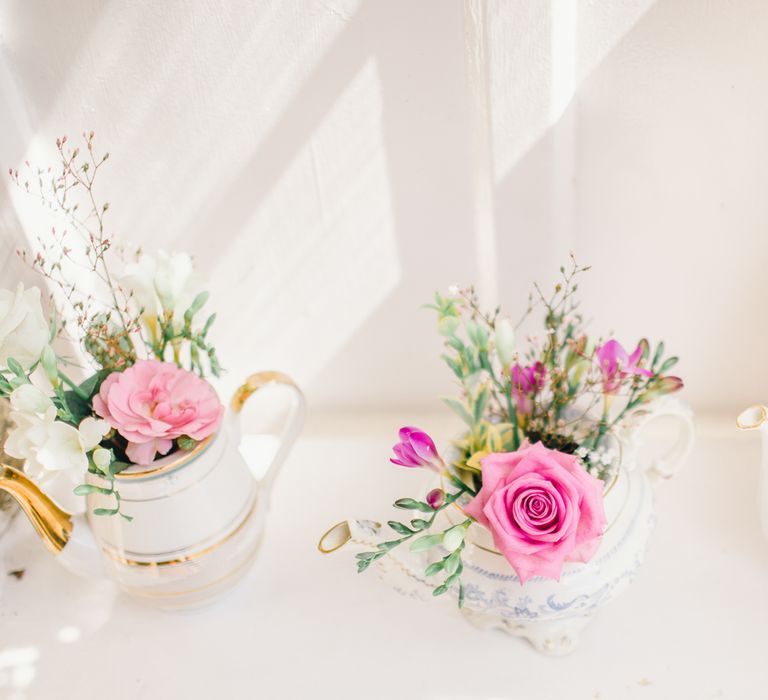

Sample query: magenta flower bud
[426,488,445,510]
[638,375,684,403]
[390,426,443,472]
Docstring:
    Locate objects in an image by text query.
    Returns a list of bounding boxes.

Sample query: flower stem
[57,370,90,400]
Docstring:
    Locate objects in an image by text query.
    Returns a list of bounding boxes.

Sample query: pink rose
[94,359,224,465]
[464,442,606,584]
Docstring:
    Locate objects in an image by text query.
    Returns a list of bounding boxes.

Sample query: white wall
[1,0,765,417]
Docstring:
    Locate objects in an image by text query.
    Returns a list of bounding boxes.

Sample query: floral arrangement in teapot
[354,256,684,606]
[2,133,224,520]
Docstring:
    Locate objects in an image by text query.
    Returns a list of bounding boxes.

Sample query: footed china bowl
[319,397,694,655]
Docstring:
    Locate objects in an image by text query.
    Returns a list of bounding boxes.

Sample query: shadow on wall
[172,0,480,407]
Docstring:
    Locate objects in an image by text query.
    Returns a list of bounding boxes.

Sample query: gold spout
[0,464,72,554]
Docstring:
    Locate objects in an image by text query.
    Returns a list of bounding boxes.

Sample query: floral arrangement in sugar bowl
[2,133,224,519]
[354,257,684,605]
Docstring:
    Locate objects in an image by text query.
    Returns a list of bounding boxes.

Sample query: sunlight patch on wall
[206,57,398,393]
[488,0,656,182]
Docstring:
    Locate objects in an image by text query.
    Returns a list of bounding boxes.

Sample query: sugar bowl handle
[230,371,305,502]
[624,396,695,479]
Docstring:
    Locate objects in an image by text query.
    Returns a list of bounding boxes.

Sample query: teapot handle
[622,396,695,479]
[230,371,305,503]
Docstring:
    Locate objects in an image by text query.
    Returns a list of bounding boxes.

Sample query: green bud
[410,534,443,552]
[177,435,198,451]
[443,524,467,552]
[184,291,209,324]
[40,345,59,385]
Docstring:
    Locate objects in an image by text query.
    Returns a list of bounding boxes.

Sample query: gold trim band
[737,405,768,430]
[113,434,215,481]
[100,496,259,567]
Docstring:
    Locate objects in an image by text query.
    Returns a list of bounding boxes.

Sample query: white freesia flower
[0,284,49,370]
[120,251,201,341]
[5,385,110,485]
[10,383,54,414]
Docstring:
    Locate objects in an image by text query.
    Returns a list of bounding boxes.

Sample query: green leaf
[440,396,474,427]
[410,518,430,530]
[465,320,488,350]
[93,507,120,517]
[357,559,372,573]
[445,336,465,353]
[6,357,26,378]
[73,484,113,496]
[432,584,449,596]
[184,291,209,324]
[109,461,131,476]
[387,521,413,536]
[0,374,13,393]
[424,561,444,577]
[651,341,665,371]
[63,390,90,425]
[355,551,377,561]
[657,356,678,374]
[78,370,110,396]
[410,534,443,552]
[473,386,490,424]
[458,582,465,608]
[441,354,464,379]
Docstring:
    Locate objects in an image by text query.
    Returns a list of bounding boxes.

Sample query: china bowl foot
[461,607,593,656]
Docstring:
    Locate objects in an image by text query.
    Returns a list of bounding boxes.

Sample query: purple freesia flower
[510,361,546,414]
[595,339,653,394]
[390,426,443,472]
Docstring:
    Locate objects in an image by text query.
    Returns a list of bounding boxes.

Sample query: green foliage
[150,291,221,378]
[355,485,472,607]
[429,256,683,460]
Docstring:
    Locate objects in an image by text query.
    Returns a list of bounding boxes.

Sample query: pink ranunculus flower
[93,359,224,465]
[464,442,606,584]
[510,361,546,414]
[595,339,652,394]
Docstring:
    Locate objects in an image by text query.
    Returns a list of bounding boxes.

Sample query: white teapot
[319,397,694,655]
[0,371,304,610]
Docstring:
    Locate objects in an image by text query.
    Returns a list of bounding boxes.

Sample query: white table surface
[1,412,767,700]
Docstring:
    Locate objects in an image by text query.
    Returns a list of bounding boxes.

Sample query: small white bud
[93,447,112,471]
[443,525,466,552]
[494,318,515,369]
